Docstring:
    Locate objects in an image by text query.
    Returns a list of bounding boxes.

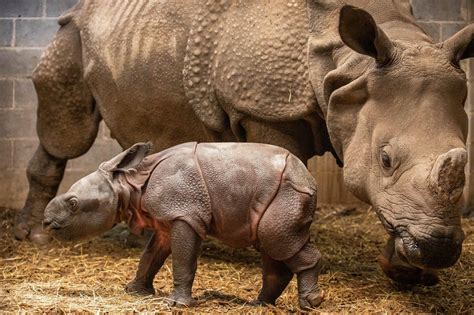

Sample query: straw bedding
[1,205,472,313]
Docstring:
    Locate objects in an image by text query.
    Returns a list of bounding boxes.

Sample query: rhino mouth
[43,219,63,232]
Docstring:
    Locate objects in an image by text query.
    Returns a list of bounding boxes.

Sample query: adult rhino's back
[69,0,208,150]
[76,0,316,139]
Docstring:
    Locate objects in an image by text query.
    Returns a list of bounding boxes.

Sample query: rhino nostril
[43,219,51,227]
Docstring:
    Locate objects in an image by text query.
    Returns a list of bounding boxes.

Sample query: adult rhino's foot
[298,289,324,310]
[13,215,31,241]
[249,298,275,307]
[29,225,52,245]
[14,210,51,245]
[378,253,439,286]
[167,291,196,307]
[125,280,156,296]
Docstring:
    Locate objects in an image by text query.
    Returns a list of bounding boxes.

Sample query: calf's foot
[296,267,324,309]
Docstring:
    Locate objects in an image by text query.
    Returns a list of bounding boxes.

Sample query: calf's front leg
[252,251,293,305]
[168,220,202,307]
[125,228,171,295]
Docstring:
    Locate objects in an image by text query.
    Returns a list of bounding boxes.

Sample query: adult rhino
[16,0,473,285]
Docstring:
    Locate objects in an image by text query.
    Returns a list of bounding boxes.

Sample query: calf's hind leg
[14,21,100,243]
[284,243,323,309]
[257,182,322,309]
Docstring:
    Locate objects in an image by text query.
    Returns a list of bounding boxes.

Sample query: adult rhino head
[307,3,473,284]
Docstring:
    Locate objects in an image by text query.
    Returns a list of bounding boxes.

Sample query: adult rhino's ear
[100,142,152,173]
[338,5,394,65]
[441,24,474,63]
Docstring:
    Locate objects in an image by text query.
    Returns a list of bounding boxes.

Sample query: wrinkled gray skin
[17,0,474,285]
[44,142,322,308]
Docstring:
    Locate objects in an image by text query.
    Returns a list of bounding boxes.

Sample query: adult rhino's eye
[68,197,79,212]
[381,150,391,169]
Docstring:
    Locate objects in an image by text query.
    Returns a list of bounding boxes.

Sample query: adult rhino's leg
[15,146,67,243]
[251,251,293,306]
[240,118,314,163]
[14,21,100,244]
[377,236,439,286]
[125,228,171,295]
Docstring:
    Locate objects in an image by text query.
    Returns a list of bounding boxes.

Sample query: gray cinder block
[0,49,43,77]
[411,0,466,22]
[15,19,59,47]
[0,0,43,18]
[0,109,37,138]
[0,20,13,46]
[0,80,13,108]
[46,0,78,17]
[14,79,37,109]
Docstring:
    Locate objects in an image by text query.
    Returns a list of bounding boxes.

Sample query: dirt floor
[0,205,473,313]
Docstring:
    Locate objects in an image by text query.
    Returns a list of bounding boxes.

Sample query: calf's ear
[441,24,474,63]
[100,142,152,173]
[338,5,394,65]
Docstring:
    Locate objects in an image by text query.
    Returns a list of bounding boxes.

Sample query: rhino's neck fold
[112,153,170,235]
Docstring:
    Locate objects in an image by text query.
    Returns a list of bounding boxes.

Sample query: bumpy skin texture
[44,142,322,308]
[121,143,320,307]
[20,0,474,287]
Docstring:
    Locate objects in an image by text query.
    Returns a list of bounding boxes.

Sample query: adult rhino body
[17,0,474,285]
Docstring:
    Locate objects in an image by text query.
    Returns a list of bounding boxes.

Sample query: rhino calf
[43,142,321,308]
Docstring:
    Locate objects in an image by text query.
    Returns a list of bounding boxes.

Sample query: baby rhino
[43,142,322,308]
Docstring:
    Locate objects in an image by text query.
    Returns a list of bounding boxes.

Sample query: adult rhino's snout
[429,148,467,203]
[397,226,465,269]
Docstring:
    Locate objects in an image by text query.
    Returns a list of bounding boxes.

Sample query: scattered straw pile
[1,205,473,313]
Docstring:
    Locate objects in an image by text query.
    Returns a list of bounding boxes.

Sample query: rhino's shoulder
[183,1,232,132]
[184,0,317,132]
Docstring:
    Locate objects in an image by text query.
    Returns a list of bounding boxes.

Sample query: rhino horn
[429,148,467,203]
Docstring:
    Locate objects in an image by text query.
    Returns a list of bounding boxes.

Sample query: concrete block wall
[0,0,472,208]
[0,0,122,209]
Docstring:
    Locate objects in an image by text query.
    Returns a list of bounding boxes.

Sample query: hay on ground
[0,205,473,313]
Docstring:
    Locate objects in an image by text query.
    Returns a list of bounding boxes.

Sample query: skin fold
[43,142,322,308]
